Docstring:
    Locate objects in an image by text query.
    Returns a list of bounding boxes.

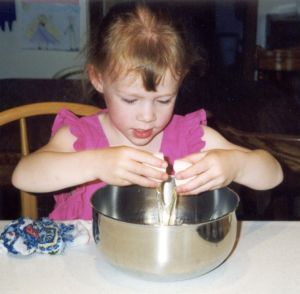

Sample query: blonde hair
[87,3,202,91]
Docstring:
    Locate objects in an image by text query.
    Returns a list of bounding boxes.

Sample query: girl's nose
[137,104,156,122]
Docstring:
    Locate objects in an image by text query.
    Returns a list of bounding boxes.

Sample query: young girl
[12,3,283,220]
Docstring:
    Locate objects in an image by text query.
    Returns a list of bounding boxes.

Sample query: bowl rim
[90,186,240,226]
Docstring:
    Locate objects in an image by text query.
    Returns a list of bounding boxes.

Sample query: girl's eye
[158,99,172,104]
[122,98,137,104]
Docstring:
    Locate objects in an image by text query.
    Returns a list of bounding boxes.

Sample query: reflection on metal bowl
[91,185,239,281]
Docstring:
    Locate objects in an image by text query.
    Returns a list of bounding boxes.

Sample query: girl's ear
[87,64,104,93]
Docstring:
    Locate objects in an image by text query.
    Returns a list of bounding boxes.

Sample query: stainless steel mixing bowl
[91,185,239,281]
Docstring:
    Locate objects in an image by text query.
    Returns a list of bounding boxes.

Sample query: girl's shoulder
[170,109,207,128]
[52,108,103,131]
[201,125,249,152]
[51,108,108,150]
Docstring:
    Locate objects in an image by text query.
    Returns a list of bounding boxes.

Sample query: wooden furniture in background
[216,122,300,219]
[256,46,300,81]
[217,123,300,173]
[0,102,101,219]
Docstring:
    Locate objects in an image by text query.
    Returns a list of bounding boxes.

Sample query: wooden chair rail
[0,102,100,125]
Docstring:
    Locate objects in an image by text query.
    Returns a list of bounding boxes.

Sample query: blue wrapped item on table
[0,217,90,255]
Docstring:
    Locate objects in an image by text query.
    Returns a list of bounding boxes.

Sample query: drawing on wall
[20,0,80,51]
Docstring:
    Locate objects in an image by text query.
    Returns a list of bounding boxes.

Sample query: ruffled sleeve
[49,109,108,220]
[161,109,207,162]
[183,109,207,152]
[51,109,108,151]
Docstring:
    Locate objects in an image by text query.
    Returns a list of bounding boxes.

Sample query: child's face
[94,69,180,146]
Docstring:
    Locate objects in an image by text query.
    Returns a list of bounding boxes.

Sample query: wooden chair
[0,102,101,219]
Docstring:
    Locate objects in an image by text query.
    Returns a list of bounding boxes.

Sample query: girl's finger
[130,149,168,170]
[176,166,214,192]
[178,178,220,195]
[175,155,210,180]
[125,172,161,188]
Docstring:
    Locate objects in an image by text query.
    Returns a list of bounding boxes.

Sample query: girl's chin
[130,137,153,146]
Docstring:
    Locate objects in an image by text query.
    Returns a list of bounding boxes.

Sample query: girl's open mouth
[133,129,153,139]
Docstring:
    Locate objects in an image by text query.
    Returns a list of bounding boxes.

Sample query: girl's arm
[12,126,168,193]
[175,126,283,195]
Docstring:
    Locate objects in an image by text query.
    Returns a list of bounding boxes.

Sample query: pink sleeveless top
[49,108,207,220]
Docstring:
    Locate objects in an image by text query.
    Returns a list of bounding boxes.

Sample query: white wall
[0,0,88,79]
[257,0,300,47]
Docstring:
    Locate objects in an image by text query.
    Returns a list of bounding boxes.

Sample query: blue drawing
[20,1,80,52]
[28,14,59,50]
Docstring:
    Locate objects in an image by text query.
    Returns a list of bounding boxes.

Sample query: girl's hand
[92,146,168,188]
[174,150,239,195]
